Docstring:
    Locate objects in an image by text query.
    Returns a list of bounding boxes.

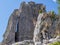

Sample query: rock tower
[1,1,60,45]
[1,1,46,45]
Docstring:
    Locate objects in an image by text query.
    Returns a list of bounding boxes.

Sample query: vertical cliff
[1,1,46,45]
[1,1,60,45]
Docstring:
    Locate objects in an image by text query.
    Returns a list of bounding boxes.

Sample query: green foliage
[57,0,60,15]
[57,0,60,4]
[58,6,60,13]
[49,41,60,45]
[39,10,42,13]
[51,11,55,15]
[50,11,56,20]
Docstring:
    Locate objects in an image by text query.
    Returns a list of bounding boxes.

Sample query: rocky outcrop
[12,40,34,45]
[1,1,46,45]
[33,12,60,45]
[33,13,44,42]
[1,1,60,45]
[33,12,60,42]
[1,9,19,45]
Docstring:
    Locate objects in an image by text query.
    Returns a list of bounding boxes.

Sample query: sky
[0,0,58,42]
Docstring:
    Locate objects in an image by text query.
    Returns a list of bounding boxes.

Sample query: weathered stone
[1,1,45,45]
[33,12,60,45]
[1,1,60,45]
[12,40,34,45]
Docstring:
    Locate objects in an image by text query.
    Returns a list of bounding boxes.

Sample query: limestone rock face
[33,13,44,42]
[1,1,46,45]
[12,40,34,45]
[1,9,19,45]
[33,12,60,42]
[1,1,60,45]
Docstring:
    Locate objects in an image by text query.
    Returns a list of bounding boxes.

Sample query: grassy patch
[49,41,60,45]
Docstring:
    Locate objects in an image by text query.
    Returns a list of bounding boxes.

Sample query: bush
[39,10,42,13]
[50,11,56,20]
[49,41,60,45]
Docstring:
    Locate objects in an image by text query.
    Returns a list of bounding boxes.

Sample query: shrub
[49,41,60,45]
[50,11,56,20]
[39,10,42,13]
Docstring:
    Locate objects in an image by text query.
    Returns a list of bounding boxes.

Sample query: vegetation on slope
[57,0,60,15]
[49,41,60,45]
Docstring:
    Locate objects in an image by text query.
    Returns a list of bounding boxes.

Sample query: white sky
[52,0,56,2]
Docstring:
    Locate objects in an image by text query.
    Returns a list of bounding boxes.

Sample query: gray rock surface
[12,40,34,45]
[33,13,44,42]
[33,12,60,43]
[1,1,60,45]
[1,1,45,45]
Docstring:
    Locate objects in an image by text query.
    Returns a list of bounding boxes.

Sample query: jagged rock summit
[1,1,60,45]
